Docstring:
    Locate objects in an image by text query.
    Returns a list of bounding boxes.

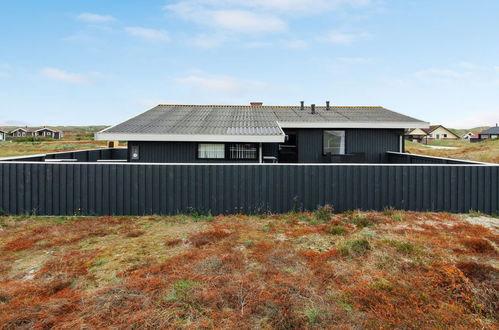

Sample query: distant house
[461,132,478,140]
[0,129,6,141]
[405,128,428,143]
[10,127,63,139]
[479,124,499,140]
[406,125,459,143]
[95,102,429,163]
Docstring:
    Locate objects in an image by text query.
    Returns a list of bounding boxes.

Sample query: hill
[406,138,499,163]
[450,126,491,138]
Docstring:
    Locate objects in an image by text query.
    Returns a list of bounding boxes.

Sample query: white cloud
[167,3,287,34]
[177,73,267,95]
[189,34,227,48]
[211,10,286,33]
[414,69,468,81]
[167,0,373,14]
[284,39,307,49]
[77,13,116,24]
[336,56,372,63]
[125,27,169,41]
[244,41,272,48]
[40,67,90,85]
[321,30,369,44]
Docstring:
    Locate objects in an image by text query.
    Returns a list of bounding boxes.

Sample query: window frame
[227,143,259,160]
[322,130,346,156]
[196,143,226,160]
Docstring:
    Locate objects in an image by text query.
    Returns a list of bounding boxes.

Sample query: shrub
[468,209,484,217]
[346,213,380,228]
[314,205,333,223]
[459,238,495,253]
[338,238,371,257]
[189,229,232,247]
[164,279,200,302]
[384,239,419,254]
[326,225,347,235]
[370,280,393,291]
[305,307,320,325]
[125,230,145,238]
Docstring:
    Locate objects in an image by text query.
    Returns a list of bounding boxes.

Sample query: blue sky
[1,0,498,128]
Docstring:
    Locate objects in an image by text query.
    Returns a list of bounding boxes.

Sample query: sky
[0,0,498,128]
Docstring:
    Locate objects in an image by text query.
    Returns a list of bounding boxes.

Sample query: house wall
[129,128,403,163]
[428,127,458,140]
[128,141,260,163]
[0,132,4,141]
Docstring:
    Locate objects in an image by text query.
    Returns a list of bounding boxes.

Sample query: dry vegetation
[0,210,497,329]
[405,138,499,163]
[0,140,107,158]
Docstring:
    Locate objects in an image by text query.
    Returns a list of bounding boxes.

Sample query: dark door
[278,133,298,163]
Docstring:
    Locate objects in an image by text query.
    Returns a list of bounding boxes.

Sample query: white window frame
[197,143,225,159]
[323,130,345,155]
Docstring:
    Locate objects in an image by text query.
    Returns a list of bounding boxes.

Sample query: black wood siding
[130,129,402,163]
[129,141,260,163]
[0,163,497,216]
[291,128,403,163]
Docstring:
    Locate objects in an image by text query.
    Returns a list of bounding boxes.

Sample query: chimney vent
[311,104,316,114]
[300,101,304,111]
[326,101,330,110]
[250,102,263,106]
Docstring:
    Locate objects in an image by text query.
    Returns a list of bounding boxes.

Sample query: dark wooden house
[95,102,429,163]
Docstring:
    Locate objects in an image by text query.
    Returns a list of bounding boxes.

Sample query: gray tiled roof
[480,125,499,135]
[103,104,427,136]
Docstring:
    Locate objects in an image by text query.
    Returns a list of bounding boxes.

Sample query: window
[443,134,447,138]
[198,143,225,159]
[323,130,345,155]
[228,143,258,160]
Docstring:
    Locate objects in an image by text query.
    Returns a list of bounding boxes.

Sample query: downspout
[259,143,262,163]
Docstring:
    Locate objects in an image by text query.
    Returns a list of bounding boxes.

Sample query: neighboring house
[95,102,429,163]
[462,132,479,140]
[425,125,459,141]
[406,125,459,143]
[405,128,428,143]
[479,124,499,140]
[10,126,63,139]
[0,129,6,141]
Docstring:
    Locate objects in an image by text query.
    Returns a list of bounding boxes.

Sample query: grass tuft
[338,238,371,257]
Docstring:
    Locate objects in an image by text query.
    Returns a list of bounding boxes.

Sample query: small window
[323,130,345,155]
[443,134,447,138]
[198,143,225,159]
[228,143,258,160]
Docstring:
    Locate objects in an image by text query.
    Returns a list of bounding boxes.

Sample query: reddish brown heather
[0,211,497,328]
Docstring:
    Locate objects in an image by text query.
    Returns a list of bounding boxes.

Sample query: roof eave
[277,121,430,129]
[95,132,286,143]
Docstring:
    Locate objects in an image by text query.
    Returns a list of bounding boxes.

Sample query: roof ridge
[157,104,384,108]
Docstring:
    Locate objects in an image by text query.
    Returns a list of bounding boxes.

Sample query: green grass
[326,225,347,235]
[338,238,372,257]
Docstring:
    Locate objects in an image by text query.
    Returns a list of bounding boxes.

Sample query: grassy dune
[0,210,497,328]
[0,141,107,158]
[406,138,499,163]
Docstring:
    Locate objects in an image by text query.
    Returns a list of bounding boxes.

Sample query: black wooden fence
[0,162,498,216]
[386,151,483,164]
